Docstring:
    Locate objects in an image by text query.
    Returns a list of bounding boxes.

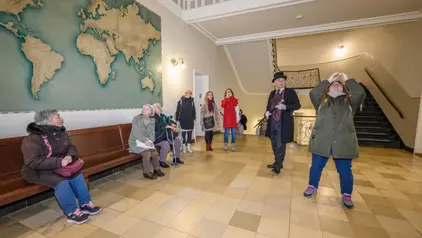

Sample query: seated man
[129,104,165,180]
[153,103,184,168]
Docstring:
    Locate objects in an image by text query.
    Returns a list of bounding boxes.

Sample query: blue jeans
[309,153,354,195]
[224,128,236,144]
[54,173,91,214]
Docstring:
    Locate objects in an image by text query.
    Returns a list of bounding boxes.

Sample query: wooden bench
[0,123,139,207]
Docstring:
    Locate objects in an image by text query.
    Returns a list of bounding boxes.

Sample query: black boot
[160,161,170,168]
[267,163,275,168]
[271,168,280,175]
[143,172,158,180]
[176,158,184,164]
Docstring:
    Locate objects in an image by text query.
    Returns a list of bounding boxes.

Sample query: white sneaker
[187,144,193,153]
[182,144,187,153]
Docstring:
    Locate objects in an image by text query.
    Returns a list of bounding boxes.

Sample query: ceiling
[159,0,422,44]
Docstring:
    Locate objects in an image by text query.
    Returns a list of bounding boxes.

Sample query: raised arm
[230,97,239,107]
[310,80,331,110]
[346,78,366,114]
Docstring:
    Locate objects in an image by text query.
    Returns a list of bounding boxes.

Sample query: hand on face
[328,72,340,83]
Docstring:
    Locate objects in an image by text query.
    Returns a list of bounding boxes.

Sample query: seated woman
[153,103,184,167]
[129,104,165,180]
[21,110,101,225]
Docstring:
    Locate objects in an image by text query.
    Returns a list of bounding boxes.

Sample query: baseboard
[403,145,414,153]
[415,153,422,158]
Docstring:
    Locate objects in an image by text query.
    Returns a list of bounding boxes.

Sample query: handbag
[55,159,84,177]
[203,116,215,129]
[42,135,84,177]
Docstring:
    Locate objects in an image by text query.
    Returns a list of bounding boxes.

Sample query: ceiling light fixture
[296,15,303,20]
[335,45,347,57]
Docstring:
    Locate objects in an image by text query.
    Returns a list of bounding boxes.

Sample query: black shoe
[267,163,275,168]
[143,172,158,180]
[272,168,280,175]
[154,169,165,177]
[176,158,184,164]
[80,202,101,215]
[160,161,170,168]
[66,209,90,224]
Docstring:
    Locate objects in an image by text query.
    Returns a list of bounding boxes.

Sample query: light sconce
[335,45,347,57]
[170,58,185,69]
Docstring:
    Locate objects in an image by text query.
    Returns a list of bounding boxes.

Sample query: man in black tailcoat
[265,72,301,174]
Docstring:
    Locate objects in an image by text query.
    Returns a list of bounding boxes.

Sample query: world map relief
[0,0,162,112]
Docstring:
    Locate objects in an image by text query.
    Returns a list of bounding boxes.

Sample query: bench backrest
[119,123,132,149]
[0,136,25,180]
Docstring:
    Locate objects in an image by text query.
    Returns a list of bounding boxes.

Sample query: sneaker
[160,161,170,168]
[342,194,354,209]
[187,144,193,153]
[80,201,101,215]
[154,169,165,177]
[231,144,236,152]
[176,158,184,164]
[67,209,89,224]
[303,186,317,197]
[224,143,228,151]
[182,144,187,153]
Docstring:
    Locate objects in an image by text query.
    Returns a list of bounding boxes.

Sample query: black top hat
[272,72,287,83]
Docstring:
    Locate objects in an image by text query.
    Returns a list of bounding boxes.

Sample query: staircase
[353,83,402,149]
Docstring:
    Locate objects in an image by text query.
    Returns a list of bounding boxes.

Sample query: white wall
[0,0,219,139]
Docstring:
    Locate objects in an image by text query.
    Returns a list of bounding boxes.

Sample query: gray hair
[34,109,58,125]
[141,104,154,116]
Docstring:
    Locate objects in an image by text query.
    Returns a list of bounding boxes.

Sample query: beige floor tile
[90,190,125,208]
[289,224,322,238]
[237,200,265,216]
[0,216,15,229]
[322,232,352,238]
[223,187,247,199]
[261,205,290,222]
[109,198,140,212]
[123,219,164,238]
[254,234,272,238]
[55,223,98,238]
[35,216,72,238]
[19,209,63,229]
[10,205,49,221]
[214,196,241,209]
[222,226,256,238]
[349,225,390,238]
[257,217,289,237]
[145,206,179,225]
[191,218,226,238]
[319,216,355,238]
[265,194,291,209]
[229,211,261,232]
[162,196,192,212]
[317,204,348,221]
[142,192,172,206]
[168,211,203,233]
[290,210,320,231]
[124,201,159,219]
[194,192,220,204]
[398,209,422,233]
[344,210,382,229]
[183,200,214,217]
[17,231,46,238]
[376,215,421,236]
[154,227,189,238]
[89,208,122,227]
[126,188,157,201]
[204,206,236,224]
[176,188,201,200]
[86,228,120,238]
[102,213,140,235]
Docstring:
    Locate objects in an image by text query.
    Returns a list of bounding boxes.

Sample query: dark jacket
[21,123,79,188]
[308,79,366,159]
[240,114,248,130]
[175,96,196,130]
[265,88,301,143]
[154,113,175,143]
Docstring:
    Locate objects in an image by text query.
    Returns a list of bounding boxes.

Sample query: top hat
[272,72,287,83]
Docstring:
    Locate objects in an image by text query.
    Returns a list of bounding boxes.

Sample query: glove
[265,111,271,118]
[275,104,286,110]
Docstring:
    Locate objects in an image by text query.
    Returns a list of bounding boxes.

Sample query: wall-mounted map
[0,0,162,112]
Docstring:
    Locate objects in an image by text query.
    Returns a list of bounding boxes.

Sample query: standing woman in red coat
[221,88,239,151]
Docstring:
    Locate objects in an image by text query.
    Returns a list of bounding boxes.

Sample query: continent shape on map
[77,0,161,90]
[0,0,63,99]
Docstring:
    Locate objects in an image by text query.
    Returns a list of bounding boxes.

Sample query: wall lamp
[171,58,185,69]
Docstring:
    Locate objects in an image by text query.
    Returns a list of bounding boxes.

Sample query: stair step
[358,138,394,143]
[359,140,401,149]
[354,116,384,120]
[355,126,392,133]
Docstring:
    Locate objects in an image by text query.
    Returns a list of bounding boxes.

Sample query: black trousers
[182,131,193,144]
[270,117,287,169]
[205,131,214,144]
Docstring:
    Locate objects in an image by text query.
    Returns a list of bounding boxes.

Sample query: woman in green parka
[304,72,366,209]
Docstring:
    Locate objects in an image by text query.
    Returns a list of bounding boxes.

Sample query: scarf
[207,99,214,112]
[328,92,346,98]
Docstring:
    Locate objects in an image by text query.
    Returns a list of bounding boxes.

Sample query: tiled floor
[1,135,422,238]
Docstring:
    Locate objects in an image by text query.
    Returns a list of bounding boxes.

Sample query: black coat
[175,97,196,129]
[265,88,301,143]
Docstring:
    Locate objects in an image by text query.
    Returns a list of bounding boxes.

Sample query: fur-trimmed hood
[26,122,66,135]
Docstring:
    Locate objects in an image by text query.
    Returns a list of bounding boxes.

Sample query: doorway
[193,70,209,138]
